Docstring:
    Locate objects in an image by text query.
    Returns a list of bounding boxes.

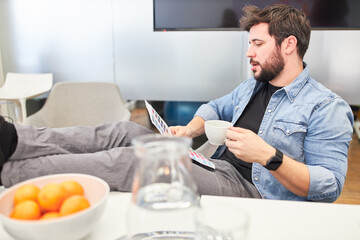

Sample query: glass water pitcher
[127,134,200,240]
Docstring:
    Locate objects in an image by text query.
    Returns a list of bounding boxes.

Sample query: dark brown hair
[239,4,311,58]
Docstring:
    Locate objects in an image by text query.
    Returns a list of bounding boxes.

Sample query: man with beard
[0,4,353,202]
[170,4,353,202]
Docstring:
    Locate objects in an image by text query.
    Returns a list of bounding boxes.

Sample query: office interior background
[0,0,360,205]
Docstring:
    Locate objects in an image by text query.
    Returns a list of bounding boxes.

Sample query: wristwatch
[264,149,283,171]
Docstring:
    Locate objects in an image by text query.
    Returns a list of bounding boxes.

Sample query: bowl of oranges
[0,173,110,240]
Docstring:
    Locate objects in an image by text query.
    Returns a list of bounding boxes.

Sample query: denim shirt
[195,64,354,202]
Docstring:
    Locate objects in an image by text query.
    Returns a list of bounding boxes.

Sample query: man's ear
[283,35,297,55]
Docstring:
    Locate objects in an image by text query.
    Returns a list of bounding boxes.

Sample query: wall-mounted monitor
[154,0,360,31]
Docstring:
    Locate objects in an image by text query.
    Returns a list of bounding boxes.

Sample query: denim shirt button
[259,130,263,134]
[262,194,266,198]
[268,109,272,113]
[286,129,290,134]
[254,177,259,181]
[235,106,239,109]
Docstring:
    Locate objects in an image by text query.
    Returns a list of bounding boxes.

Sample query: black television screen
[153,0,360,31]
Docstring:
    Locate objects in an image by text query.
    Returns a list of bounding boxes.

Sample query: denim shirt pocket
[272,120,308,161]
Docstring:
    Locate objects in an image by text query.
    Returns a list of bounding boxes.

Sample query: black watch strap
[265,149,283,171]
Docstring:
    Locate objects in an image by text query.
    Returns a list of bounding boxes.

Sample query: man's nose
[246,45,255,58]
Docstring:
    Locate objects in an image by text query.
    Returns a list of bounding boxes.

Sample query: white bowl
[0,173,110,240]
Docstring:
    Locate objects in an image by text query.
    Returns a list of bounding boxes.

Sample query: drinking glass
[196,200,249,240]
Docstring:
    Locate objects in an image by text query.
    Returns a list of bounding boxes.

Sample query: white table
[201,195,360,240]
[1,192,360,240]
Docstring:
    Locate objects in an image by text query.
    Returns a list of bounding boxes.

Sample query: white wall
[0,0,114,84]
[0,0,359,104]
[112,0,248,101]
[0,47,4,86]
[304,30,360,105]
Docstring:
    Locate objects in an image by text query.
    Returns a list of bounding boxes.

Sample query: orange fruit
[40,212,60,220]
[13,184,41,205]
[60,180,84,197]
[38,183,68,212]
[10,200,41,220]
[59,195,90,216]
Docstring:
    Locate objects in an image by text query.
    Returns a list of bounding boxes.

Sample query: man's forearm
[225,127,310,197]
[186,116,206,138]
[269,155,310,197]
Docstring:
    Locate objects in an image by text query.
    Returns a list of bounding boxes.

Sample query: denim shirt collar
[282,62,310,103]
[251,62,310,103]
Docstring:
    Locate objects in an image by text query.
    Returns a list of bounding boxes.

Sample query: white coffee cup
[205,120,232,145]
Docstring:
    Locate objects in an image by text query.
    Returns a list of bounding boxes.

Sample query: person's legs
[3,154,261,198]
[3,121,260,198]
[2,121,153,189]
[191,159,261,198]
[2,146,138,191]
[10,121,153,160]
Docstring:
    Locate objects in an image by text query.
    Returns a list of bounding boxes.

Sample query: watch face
[265,150,283,171]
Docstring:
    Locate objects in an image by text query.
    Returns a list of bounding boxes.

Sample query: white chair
[24,81,131,128]
[0,72,53,123]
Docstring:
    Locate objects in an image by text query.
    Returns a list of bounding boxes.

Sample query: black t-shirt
[220,82,281,184]
[0,116,18,174]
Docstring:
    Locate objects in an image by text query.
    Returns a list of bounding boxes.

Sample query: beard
[251,47,285,83]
